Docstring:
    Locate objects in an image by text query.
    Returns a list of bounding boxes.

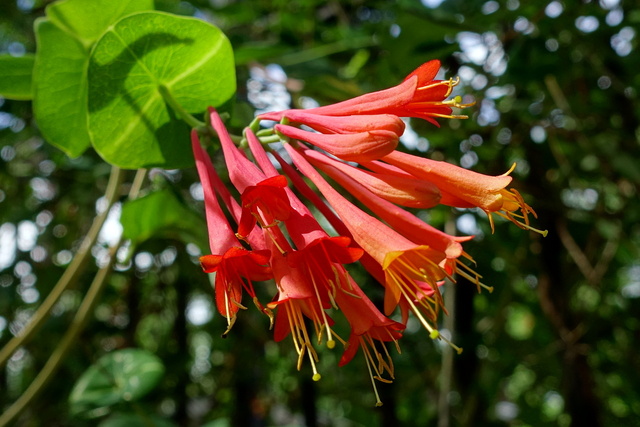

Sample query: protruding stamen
[253,297,274,328]
[435,330,464,355]
[306,264,334,347]
[454,260,493,293]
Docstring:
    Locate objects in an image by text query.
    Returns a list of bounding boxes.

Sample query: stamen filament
[363,347,384,407]
[308,265,335,348]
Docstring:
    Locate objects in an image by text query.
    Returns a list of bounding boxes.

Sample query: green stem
[247,117,262,134]
[0,169,148,427]
[257,135,282,144]
[158,84,206,130]
[0,167,125,368]
[437,217,458,427]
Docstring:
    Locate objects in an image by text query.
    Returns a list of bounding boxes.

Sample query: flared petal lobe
[237,175,291,238]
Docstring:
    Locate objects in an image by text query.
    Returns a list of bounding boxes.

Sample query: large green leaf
[0,54,35,100]
[87,11,236,169]
[120,189,208,250]
[69,349,165,415]
[46,0,155,47]
[32,18,91,157]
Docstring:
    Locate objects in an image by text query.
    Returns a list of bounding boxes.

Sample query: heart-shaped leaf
[32,0,154,157]
[87,11,236,169]
[69,349,165,415]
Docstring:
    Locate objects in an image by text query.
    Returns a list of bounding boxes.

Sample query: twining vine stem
[0,168,148,427]
[0,166,125,368]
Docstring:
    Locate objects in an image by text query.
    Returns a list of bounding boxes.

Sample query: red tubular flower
[298,146,475,273]
[262,60,471,126]
[263,110,406,135]
[191,130,273,334]
[381,150,547,234]
[333,279,404,407]
[211,108,265,193]
[285,143,448,337]
[300,147,441,209]
[244,129,403,385]
[236,175,291,238]
[266,232,336,381]
[209,109,294,238]
[275,124,399,162]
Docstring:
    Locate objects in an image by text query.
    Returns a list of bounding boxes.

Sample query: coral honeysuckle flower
[270,295,329,381]
[246,129,415,387]
[270,148,354,240]
[275,124,399,162]
[333,280,404,407]
[209,109,294,238]
[244,129,400,386]
[210,108,265,193]
[261,110,406,136]
[266,232,337,382]
[204,148,268,251]
[247,126,381,331]
[285,144,448,338]
[382,150,547,234]
[271,145,461,325]
[191,130,273,334]
[300,146,441,209]
[244,127,362,262]
[236,175,291,238]
[261,59,471,126]
[300,147,480,277]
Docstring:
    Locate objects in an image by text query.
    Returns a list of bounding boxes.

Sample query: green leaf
[99,413,178,427]
[69,349,165,415]
[46,0,155,48]
[87,11,236,169]
[0,54,35,100]
[32,18,91,157]
[32,2,156,157]
[120,189,208,250]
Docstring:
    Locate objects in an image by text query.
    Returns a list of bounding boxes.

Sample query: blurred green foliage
[1,0,639,426]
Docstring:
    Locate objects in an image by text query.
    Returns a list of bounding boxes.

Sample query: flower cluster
[191,59,545,405]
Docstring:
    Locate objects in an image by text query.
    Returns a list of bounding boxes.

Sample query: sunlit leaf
[69,349,165,415]
[87,11,236,169]
[0,54,34,100]
[46,0,154,47]
[32,18,91,157]
[31,1,155,157]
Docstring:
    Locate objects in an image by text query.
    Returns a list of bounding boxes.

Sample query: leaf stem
[0,169,148,427]
[158,84,206,130]
[0,166,125,368]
